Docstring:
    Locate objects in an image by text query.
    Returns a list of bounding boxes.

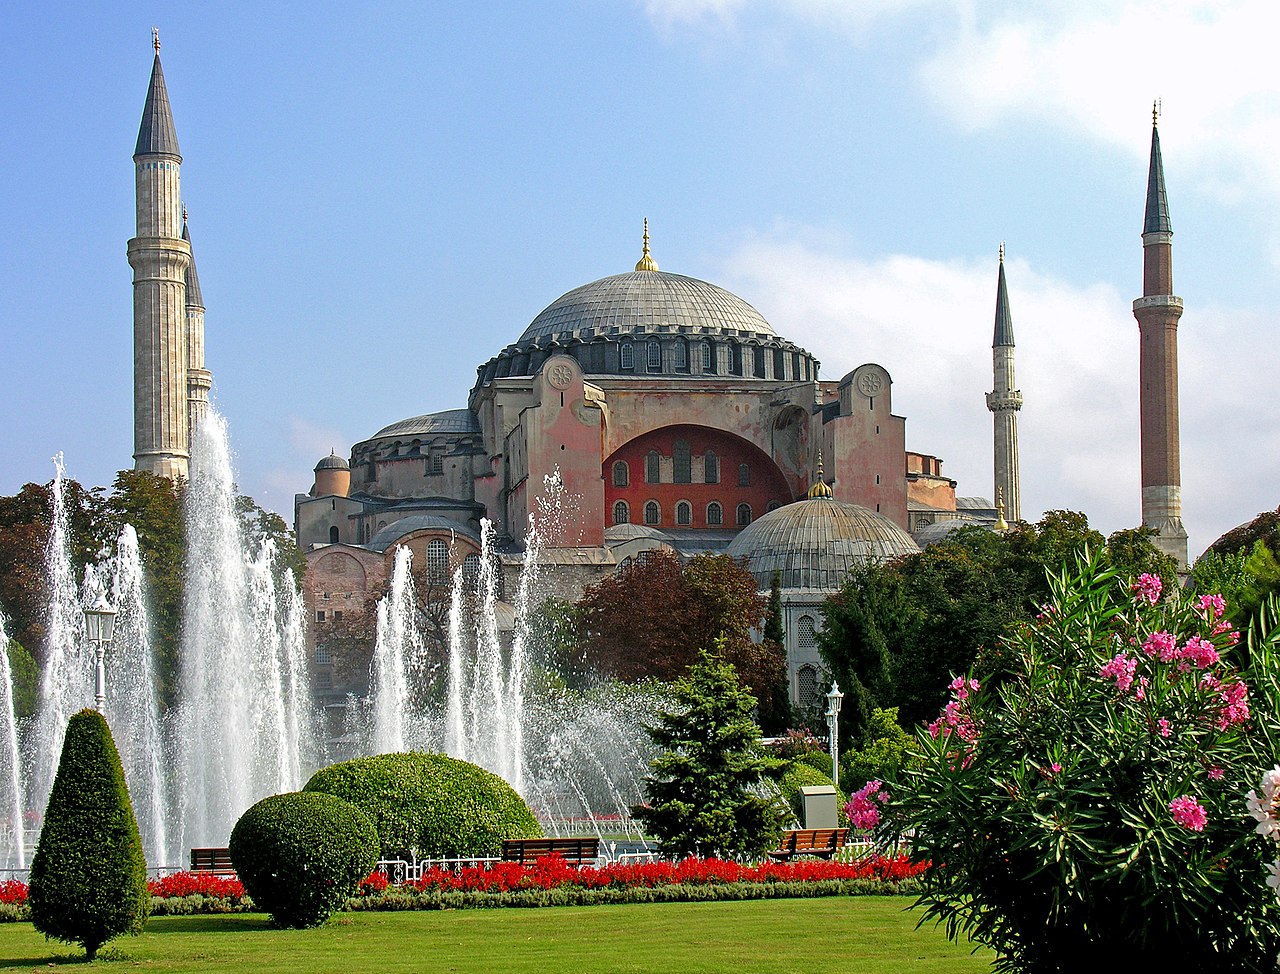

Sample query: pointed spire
[181,207,204,309]
[135,32,181,159]
[994,487,1009,532]
[993,243,1014,347]
[635,217,659,272]
[806,450,833,499]
[1143,101,1171,235]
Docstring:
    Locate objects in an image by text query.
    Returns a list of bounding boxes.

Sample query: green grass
[0,898,992,972]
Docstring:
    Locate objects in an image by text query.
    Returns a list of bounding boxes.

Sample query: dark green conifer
[28,709,148,960]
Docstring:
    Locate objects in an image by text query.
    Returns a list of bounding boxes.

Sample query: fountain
[0,617,25,870]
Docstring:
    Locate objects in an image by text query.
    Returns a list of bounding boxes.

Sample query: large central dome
[519,271,776,345]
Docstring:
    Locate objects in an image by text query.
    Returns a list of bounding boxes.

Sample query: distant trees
[576,551,789,732]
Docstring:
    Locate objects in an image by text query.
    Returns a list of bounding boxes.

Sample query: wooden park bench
[767,828,850,862]
[190,847,237,876]
[500,837,601,866]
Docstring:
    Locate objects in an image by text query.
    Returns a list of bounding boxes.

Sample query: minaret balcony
[985,391,1023,412]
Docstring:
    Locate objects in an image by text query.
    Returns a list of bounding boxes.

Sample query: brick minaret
[1133,107,1188,567]
[182,208,212,437]
[986,244,1022,522]
[128,31,192,479]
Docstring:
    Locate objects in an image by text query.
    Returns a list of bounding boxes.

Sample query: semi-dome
[726,497,920,591]
[519,271,776,345]
[372,408,481,440]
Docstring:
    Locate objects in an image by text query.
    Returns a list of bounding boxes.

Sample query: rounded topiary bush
[229,791,378,928]
[778,760,843,822]
[303,752,541,859]
[29,709,149,960]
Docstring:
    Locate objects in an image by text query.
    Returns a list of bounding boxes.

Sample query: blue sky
[2,1,1277,559]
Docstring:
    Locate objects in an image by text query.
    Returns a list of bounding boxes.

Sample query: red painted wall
[604,424,792,530]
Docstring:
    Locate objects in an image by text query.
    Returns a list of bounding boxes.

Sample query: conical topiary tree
[29,708,149,960]
[633,646,786,858]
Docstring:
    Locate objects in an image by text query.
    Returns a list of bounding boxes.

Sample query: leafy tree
[28,709,149,960]
[756,573,792,735]
[633,648,786,858]
[3,638,38,720]
[839,707,915,791]
[577,552,787,727]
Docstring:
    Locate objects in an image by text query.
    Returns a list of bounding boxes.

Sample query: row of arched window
[612,450,745,487]
[613,500,753,528]
[424,538,483,587]
[613,339,806,379]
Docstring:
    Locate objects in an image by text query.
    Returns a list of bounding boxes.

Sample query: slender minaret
[182,207,212,436]
[985,244,1022,522]
[128,30,192,479]
[1133,104,1188,568]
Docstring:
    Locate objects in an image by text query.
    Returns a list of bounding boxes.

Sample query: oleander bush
[229,791,378,928]
[303,752,541,860]
[889,554,1280,973]
[27,709,149,960]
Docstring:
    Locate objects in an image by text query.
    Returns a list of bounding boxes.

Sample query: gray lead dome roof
[519,271,776,344]
[372,408,481,439]
[726,497,920,591]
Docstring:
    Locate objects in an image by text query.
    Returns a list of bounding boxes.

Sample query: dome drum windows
[426,538,450,586]
[701,341,714,373]
[620,343,634,370]
[798,615,817,649]
[675,338,689,373]
[647,340,661,373]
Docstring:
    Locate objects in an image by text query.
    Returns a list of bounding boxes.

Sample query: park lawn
[0,897,993,973]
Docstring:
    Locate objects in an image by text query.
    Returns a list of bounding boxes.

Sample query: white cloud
[714,232,1280,558]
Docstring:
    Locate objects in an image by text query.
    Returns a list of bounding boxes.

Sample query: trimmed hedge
[303,752,541,859]
[28,709,149,960]
[777,761,844,822]
[229,792,378,928]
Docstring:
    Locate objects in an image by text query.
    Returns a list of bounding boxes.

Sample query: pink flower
[1196,593,1227,620]
[1099,653,1138,693]
[1050,762,1062,774]
[1158,718,1171,738]
[845,780,885,830]
[1169,794,1208,832]
[1178,636,1219,669]
[1208,766,1225,781]
[1142,631,1178,661]
[1134,677,1149,701]
[1132,573,1163,606]
[1216,681,1250,730]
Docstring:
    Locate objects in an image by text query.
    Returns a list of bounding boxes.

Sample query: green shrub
[303,752,541,859]
[839,707,916,790]
[229,791,378,928]
[28,709,149,960]
[891,555,1280,972]
[777,761,843,823]
[796,749,833,776]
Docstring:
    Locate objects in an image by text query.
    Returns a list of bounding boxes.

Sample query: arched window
[613,500,630,525]
[612,461,629,487]
[647,340,661,372]
[673,440,691,484]
[767,500,781,512]
[427,538,450,585]
[675,338,689,372]
[702,341,713,373]
[620,556,633,571]
[798,615,817,648]
[738,463,750,486]
[644,501,661,525]
[637,550,653,566]
[329,526,340,544]
[676,501,692,526]
[620,343,634,370]
[706,501,723,526]
[798,664,819,709]
[463,553,481,588]
[753,346,766,378]
[704,451,719,484]
[646,451,661,484]
[736,503,752,526]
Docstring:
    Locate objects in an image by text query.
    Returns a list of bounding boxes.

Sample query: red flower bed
[147,872,245,899]
[409,854,925,894]
[0,880,26,906]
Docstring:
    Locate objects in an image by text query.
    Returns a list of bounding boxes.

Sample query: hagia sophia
[127,42,1188,712]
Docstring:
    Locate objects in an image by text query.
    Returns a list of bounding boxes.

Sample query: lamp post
[83,594,117,713]
[825,682,844,789]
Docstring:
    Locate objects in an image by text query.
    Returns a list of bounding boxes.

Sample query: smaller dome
[726,497,920,591]
[372,408,481,440]
[314,452,349,471]
[912,516,983,547]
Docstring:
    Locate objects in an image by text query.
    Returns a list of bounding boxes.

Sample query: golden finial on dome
[182,204,188,227]
[994,487,1009,532]
[635,217,659,272]
[1152,98,1160,127]
[153,27,161,54]
[807,450,833,499]
[999,241,1004,264]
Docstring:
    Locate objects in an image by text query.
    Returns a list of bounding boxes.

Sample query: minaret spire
[129,33,192,479]
[1134,104,1188,567]
[986,244,1022,522]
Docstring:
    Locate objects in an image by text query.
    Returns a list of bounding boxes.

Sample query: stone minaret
[128,31,192,479]
[1133,107,1188,568]
[182,208,212,437]
[985,245,1022,522]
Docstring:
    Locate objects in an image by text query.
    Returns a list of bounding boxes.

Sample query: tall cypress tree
[29,709,149,960]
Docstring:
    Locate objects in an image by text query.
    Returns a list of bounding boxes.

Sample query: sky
[1,0,1277,561]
